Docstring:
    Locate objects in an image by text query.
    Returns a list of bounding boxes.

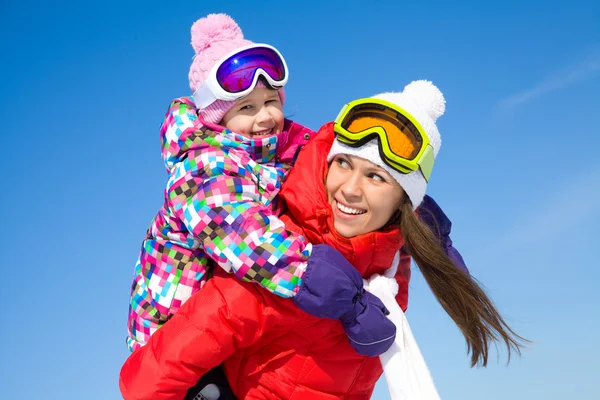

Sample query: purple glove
[417,195,469,274]
[293,244,396,357]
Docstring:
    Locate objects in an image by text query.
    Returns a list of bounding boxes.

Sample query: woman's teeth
[337,201,366,215]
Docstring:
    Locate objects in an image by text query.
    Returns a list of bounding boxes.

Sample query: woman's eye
[336,158,350,168]
[369,173,385,182]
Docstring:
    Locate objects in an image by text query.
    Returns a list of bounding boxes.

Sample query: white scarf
[363,252,441,400]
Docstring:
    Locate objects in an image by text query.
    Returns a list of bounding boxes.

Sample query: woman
[120,80,525,400]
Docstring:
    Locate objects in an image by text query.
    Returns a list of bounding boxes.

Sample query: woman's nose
[340,173,362,199]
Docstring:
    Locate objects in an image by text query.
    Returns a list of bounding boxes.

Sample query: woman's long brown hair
[397,198,528,367]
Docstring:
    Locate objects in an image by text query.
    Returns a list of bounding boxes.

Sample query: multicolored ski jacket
[127,97,314,351]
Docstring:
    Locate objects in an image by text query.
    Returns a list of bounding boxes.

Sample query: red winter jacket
[119,122,411,400]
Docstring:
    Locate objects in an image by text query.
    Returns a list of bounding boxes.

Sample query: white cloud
[498,57,600,109]
[496,163,600,249]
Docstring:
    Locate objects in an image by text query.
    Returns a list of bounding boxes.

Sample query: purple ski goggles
[193,44,289,109]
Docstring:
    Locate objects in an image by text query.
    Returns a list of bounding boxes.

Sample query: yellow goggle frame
[333,98,434,182]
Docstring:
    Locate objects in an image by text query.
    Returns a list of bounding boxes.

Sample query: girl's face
[326,154,405,238]
[221,87,284,139]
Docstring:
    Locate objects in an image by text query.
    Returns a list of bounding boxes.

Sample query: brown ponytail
[399,199,528,367]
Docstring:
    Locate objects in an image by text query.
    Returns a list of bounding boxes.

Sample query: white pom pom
[190,13,244,53]
[403,80,445,122]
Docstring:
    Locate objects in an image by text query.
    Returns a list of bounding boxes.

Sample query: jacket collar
[281,122,404,277]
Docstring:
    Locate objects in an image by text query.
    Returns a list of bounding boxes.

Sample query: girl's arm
[167,140,310,298]
[162,98,309,298]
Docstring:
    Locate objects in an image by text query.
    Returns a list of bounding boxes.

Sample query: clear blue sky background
[1,1,599,399]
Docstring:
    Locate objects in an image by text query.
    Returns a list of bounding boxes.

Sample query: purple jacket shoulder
[417,195,469,274]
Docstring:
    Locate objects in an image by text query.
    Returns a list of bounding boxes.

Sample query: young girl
[127,13,399,357]
[120,80,525,400]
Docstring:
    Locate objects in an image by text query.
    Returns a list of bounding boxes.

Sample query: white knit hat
[327,80,445,210]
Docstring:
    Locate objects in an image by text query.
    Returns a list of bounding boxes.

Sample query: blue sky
[1,0,599,399]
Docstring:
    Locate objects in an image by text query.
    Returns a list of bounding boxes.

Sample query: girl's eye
[240,104,253,111]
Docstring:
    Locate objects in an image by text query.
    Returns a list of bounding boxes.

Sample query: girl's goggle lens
[216,47,286,93]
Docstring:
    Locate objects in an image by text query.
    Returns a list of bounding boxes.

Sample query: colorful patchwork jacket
[126,97,314,351]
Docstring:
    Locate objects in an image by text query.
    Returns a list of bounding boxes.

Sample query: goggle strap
[193,83,217,109]
[417,145,435,182]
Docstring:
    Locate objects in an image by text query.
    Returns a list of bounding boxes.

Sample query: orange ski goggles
[333,98,434,181]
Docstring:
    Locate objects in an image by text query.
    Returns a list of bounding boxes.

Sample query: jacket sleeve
[126,231,211,352]
[162,100,310,299]
[119,273,278,400]
[417,195,469,274]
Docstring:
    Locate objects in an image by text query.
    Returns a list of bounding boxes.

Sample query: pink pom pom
[190,14,245,53]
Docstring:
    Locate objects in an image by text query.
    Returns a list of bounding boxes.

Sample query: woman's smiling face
[326,154,405,238]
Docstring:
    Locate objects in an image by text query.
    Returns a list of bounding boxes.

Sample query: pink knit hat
[188,14,285,125]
